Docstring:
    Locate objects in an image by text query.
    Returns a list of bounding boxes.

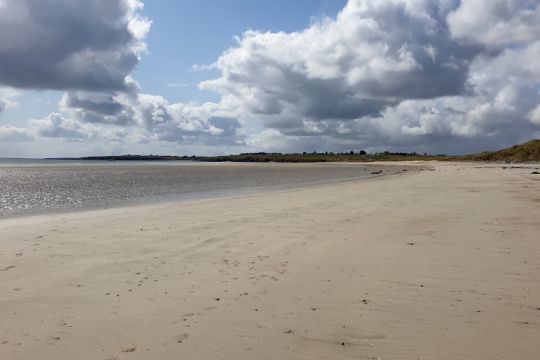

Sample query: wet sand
[0,162,539,359]
[0,162,405,218]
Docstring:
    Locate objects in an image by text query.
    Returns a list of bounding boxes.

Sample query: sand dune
[1,162,539,359]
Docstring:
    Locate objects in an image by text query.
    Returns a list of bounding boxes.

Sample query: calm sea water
[0,160,406,218]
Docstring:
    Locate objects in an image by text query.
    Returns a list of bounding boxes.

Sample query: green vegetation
[52,151,448,163]
[200,151,448,163]
[458,140,540,163]
[48,139,540,163]
[71,155,186,161]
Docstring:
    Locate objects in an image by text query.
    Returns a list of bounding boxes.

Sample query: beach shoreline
[0,162,410,220]
[1,161,539,359]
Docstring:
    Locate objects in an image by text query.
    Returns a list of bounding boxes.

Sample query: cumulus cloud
[59,88,138,126]
[0,0,150,92]
[0,0,153,147]
[30,113,101,140]
[447,0,540,46]
[202,0,480,126]
[196,0,540,153]
[0,0,241,147]
[2,0,540,154]
[47,87,242,144]
[11,89,240,146]
[135,94,241,144]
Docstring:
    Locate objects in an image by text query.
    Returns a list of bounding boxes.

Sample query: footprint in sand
[172,313,196,324]
[57,319,73,328]
[162,333,189,346]
[173,333,189,344]
[46,335,61,346]
[121,344,137,353]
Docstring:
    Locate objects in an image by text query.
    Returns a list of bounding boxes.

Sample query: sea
[0,159,406,218]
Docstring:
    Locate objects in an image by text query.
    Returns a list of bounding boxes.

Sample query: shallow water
[0,160,405,218]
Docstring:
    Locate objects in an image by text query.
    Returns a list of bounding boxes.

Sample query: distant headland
[48,139,540,163]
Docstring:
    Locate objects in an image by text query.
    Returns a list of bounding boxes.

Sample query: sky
[0,0,539,157]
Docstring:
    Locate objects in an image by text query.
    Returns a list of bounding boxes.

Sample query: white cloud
[0,125,33,141]
[23,88,241,146]
[0,0,240,149]
[2,0,540,155]
[447,0,540,46]
[201,0,479,126]
[193,0,540,153]
[0,87,19,113]
[528,105,540,126]
[27,112,133,143]
[30,113,102,140]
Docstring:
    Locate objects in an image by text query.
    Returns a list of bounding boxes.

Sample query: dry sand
[0,162,539,360]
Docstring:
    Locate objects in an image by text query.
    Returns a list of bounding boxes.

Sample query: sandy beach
[1,162,539,360]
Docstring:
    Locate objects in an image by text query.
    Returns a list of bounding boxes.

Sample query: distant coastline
[46,152,446,163]
[46,139,540,163]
